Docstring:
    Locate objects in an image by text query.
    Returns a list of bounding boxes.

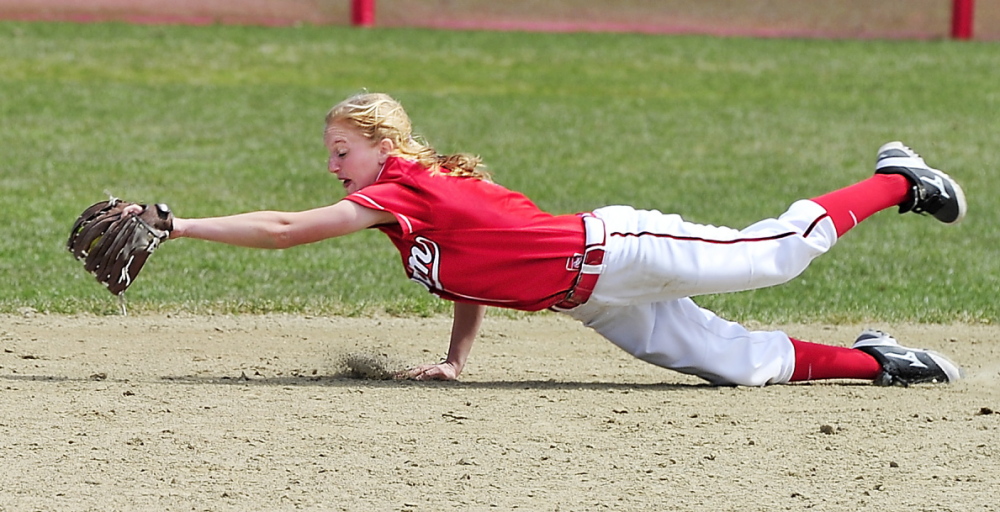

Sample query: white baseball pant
[560,200,838,386]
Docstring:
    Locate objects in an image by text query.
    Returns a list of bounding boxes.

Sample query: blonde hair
[325,92,490,181]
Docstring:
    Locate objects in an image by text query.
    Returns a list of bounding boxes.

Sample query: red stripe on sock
[811,175,910,237]
[789,338,882,382]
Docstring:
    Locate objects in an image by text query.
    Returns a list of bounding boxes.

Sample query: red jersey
[344,156,586,311]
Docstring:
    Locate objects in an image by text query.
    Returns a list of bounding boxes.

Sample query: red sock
[789,338,882,382]
[811,174,911,237]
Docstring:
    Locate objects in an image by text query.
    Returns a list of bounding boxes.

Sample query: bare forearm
[169,201,396,250]
[445,302,487,374]
[171,212,297,249]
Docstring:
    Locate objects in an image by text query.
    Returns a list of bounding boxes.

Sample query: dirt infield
[2,312,998,510]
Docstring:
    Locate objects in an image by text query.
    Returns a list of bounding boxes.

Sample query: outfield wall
[2,0,998,40]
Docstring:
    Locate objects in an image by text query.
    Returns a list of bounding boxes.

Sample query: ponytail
[327,93,491,181]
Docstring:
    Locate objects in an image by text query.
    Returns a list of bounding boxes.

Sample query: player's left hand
[405,361,461,381]
[67,197,174,296]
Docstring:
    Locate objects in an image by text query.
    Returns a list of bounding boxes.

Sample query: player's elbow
[265,214,302,250]
[268,211,327,249]
[270,224,300,249]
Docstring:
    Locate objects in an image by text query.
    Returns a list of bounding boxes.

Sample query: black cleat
[853,329,962,386]
[875,141,967,224]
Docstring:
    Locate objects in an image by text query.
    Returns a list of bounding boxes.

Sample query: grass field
[1,21,998,322]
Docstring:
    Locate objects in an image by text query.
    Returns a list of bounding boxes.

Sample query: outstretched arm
[407,302,487,381]
[169,200,396,248]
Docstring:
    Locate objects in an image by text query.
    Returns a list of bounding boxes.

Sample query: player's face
[324,121,385,194]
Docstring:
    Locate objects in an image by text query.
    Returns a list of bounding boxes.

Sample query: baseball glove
[67,197,174,296]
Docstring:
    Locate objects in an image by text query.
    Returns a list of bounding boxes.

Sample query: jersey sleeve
[344,181,428,236]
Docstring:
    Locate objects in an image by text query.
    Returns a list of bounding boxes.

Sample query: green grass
[1,21,998,322]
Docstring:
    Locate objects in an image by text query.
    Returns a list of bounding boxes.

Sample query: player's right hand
[405,361,460,381]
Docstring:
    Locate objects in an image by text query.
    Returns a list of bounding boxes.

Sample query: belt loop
[580,214,606,275]
[582,214,606,248]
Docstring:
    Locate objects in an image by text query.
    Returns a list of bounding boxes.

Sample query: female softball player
[163,92,965,387]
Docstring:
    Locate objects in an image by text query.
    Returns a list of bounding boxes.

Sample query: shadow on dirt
[1,371,872,390]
